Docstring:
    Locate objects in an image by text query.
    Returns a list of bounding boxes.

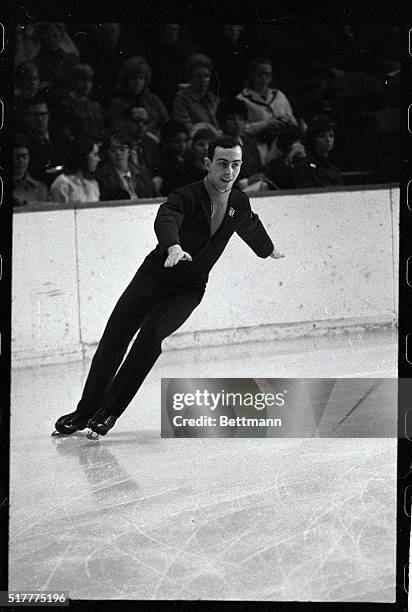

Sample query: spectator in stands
[19,96,71,187]
[217,98,266,191]
[155,121,193,195]
[147,24,199,113]
[108,56,169,140]
[34,23,78,96]
[293,115,344,188]
[13,134,48,206]
[49,136,101,205]
[184,127,216,183]
[265,126,306,189]
[15,61,42,101]
[206,25,251,98]
[56,63,106,141]
[15,23,40,66]
[14,61,44,132]
[125,105,160,176]
[97,132,156,201]
[172,53,220,135]
[73,23,137,106]
[236,57,298,139]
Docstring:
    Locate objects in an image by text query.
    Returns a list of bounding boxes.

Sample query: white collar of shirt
[241,87,278,104]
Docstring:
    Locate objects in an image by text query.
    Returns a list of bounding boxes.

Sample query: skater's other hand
[269,249,285,259]
[165,244,192,267]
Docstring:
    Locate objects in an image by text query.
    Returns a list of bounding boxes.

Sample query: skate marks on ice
[9,436,396,602]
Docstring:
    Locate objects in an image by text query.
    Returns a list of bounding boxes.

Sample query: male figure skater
[54,136,285,437]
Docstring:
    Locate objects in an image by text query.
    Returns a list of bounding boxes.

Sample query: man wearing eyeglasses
[20,96,71,187]
[96,132,156,200]
[126,105,160,177]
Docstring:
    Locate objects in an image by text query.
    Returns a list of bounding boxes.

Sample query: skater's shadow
[52,434,145,510]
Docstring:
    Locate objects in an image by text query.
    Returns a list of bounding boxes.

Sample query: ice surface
[9,329,397,601]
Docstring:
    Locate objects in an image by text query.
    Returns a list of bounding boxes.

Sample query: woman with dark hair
[172,53,220,134]
[293,114,344,188]
[108,56,169,140]
[49,136,101,204]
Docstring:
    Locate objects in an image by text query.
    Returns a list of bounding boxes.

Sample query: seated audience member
[34,23,78,96]
[236,57,298,153]
[172,53,220,135]
[14,61,44,132]
[56,63,106,141]
[20,96,71,187]
[217,98,267,191]
[73,23,137,106]
[184,127,216,183]
[97,132,156,201]
[49,136,101,204]
[125,105,160,176]
[293,115,344,188]
[108,56,169,140]
[13,134,48,206]
[15,23,41,66]
[265,127,307,189]
[206,25,251,98]
[14,61,42,102]
[147,24,199,113]
[156,121,193,195]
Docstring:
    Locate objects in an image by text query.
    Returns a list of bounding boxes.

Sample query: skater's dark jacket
[138,180,274,294]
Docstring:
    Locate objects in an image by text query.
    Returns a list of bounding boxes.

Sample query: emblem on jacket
[228,207,235,217]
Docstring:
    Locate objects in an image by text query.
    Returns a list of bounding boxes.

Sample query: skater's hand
[269,249,285,259]
[165,244,192,267]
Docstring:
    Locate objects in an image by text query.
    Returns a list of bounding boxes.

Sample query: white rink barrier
[12,185,399,366]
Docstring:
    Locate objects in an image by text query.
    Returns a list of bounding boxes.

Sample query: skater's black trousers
[77,270,201,418]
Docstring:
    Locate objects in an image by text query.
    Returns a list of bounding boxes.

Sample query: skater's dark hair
[207,135,242,161]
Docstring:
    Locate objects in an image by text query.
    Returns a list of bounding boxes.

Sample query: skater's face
[205,145,242,191]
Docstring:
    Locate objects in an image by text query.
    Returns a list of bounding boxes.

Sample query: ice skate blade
[86,429,100,441]
[51,430,72,437]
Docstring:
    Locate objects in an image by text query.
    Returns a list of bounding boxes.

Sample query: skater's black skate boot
[53,410,90,435]
[87,406,117,436]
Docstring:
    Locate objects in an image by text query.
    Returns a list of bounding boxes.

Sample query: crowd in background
[13,23,401,207]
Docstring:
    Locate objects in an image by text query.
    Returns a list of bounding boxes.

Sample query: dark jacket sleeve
[236,197,274,258]
[154,190,192,254]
